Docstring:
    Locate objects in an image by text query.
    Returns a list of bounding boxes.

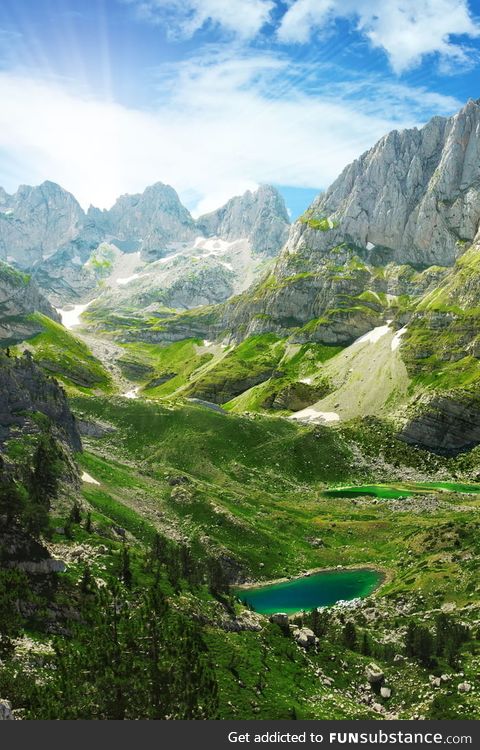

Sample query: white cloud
[278,0,480,72]
[124,0,274,39]
[0,54,461,213]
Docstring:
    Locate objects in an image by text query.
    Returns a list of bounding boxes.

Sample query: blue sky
[0,0,479,217]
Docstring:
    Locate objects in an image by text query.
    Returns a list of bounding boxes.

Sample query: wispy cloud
[123,0,274,39]
[278,0,480,73]
[0,50,461,213]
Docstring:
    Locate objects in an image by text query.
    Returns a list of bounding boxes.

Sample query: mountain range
[2,98,480,721]
[0,181,290,308]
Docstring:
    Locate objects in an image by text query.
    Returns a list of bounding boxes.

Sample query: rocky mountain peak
[284,98,480,270]
[196,184,290,256]
[88,181,198,260]
[0,181,87,268]
[0,260,60,344]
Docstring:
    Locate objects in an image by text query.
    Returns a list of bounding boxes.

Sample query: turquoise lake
[235,568,384,615]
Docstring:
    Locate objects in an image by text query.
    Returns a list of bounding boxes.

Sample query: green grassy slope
[18,313,112,392]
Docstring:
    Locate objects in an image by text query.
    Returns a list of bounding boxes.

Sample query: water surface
[323,481,480,499]
[235,568,383,615]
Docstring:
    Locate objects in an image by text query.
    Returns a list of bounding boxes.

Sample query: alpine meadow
[1,0,480,723]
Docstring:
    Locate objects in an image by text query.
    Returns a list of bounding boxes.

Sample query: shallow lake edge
[234,563,392,599]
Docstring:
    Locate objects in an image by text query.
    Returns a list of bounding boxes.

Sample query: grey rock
[365,663,385,685]
[76,418,115,438]
[302,99,480,268]
[0,699,14,720]
[270,613,289,626]
[292,627,316,647]
[0,181,87,267]
[0,261,59,344]
[10,558,66,574]
[400,392,480,456]
[0,350,81,451]
[197,185,290,256]
[89,182,198,262]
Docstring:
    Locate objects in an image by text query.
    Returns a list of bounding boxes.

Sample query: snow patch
[117,273,142,286]
[290,408,340,424]
[123,387,140,399]
[157,250,186,264]
[57,301,96,330]
[353,325,391,346]
[81,471,100,485]
[391,326,408,351]
[192,236,239,256]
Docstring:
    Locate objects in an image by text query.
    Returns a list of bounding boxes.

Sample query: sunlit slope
[290,324,410,424]
[18,313,112,392]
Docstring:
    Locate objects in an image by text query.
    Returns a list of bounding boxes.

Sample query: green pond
[323,481,480,499]
[235,568,383,615]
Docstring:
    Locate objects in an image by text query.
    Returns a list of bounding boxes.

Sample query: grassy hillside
[18,313,112,392]
[404,242,480,391]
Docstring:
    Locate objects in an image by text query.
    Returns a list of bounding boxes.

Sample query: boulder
[366,663,385,685]
[270,613,289,627]
[458,682,471,694]
[0,700,14,720]
[380,687,392,699]
[293,627,316,648]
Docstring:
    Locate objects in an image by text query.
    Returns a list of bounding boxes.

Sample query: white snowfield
[123,387,140,399]
[353,324,391,346]
[289,408,340,425]
[116,273,144,286]
[391,326,408,351]
[57,301,95,330]
[81,472,100,485]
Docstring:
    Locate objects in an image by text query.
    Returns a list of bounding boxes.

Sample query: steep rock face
[196,185,290,256]
[202,99,480,346]
[0,181,92,267]
[292,98,480,269]
[398,230,480,455]
[86,185,289,313]
[88,182,198,261]
[0,261,60,343]
[0,350,81,452]
[403,232,480,375]
[399,392,480,456]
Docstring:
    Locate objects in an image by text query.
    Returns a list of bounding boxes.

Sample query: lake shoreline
[234,563,392,595]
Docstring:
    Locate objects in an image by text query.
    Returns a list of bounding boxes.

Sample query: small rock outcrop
[0,261,59,344]
[292,627,316,648]
[0,350,81,452]
[0,700,15,720]
[270,613,289,627]
[365,663,385,685]
[400,392,480,456]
